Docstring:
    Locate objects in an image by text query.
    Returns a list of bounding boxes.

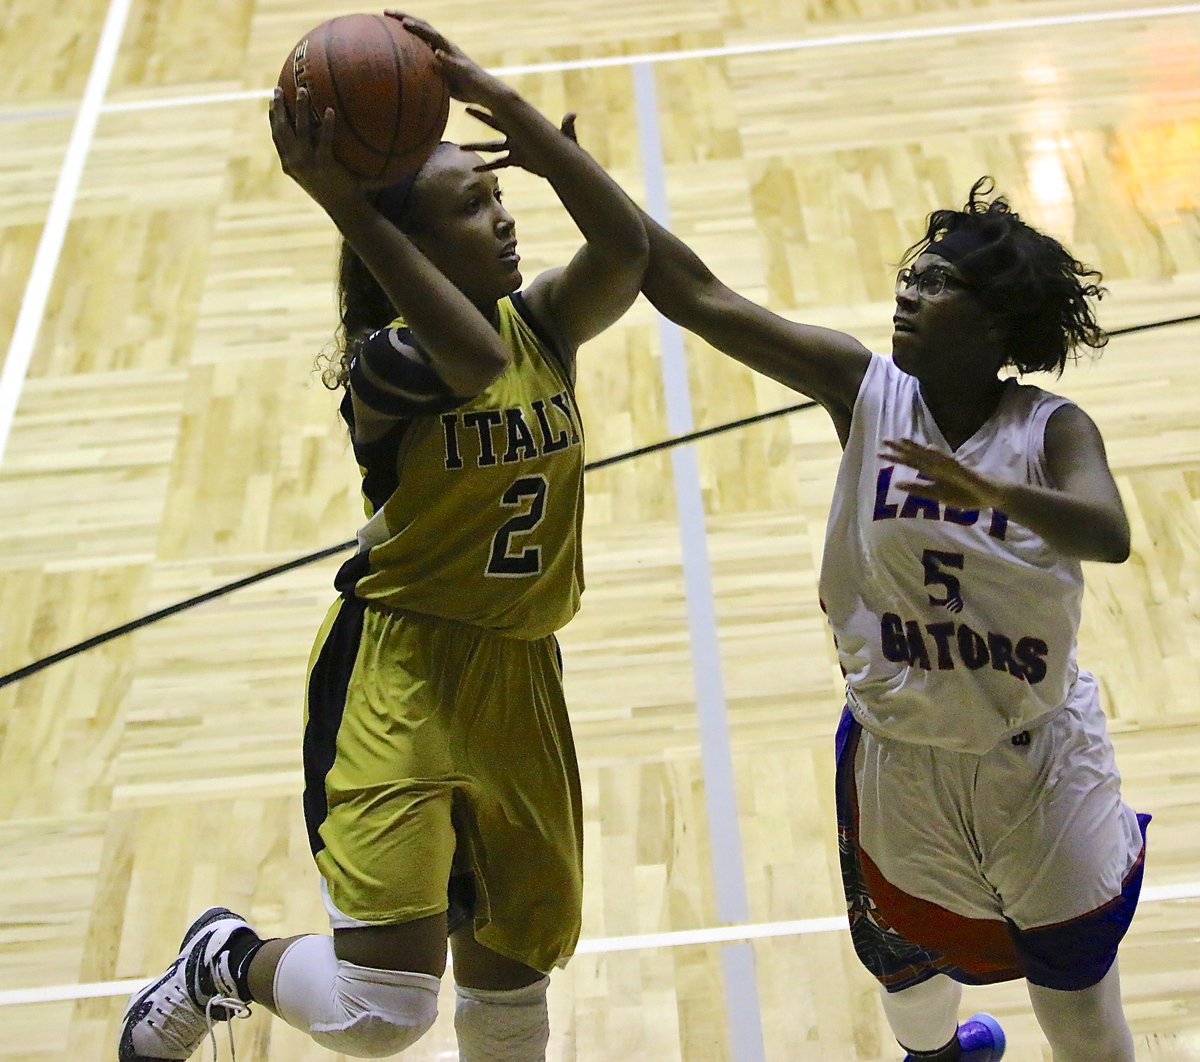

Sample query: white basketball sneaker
[118,907,255,1061]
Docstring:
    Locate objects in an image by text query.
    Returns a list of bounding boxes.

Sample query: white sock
[454,976,550,1062]
[879,975,962,1053]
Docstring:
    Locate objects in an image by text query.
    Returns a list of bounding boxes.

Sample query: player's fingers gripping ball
[278,12,450,184]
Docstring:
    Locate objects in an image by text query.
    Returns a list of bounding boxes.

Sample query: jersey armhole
[510,291,571,377]
[1029,396,1075,487]
[851,353,891,425]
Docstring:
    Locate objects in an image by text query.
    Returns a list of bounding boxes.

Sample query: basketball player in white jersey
[640,178,1145,1061]
[119,16,647,1062]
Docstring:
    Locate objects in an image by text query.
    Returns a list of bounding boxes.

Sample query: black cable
[3,312,1196,689]
[0,542,356,688]
[585,400,817,470]
[0,401,817,689]
[1109,313,1200,337]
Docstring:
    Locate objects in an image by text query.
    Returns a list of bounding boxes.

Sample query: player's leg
[1025,962,1133,1062]
[261,601,456,1053]
[882,976,1006,1061]
[119,600,459,1061]
[260,918,447,1057]
[253,602,477,1055]
[450,923,550,1062]
[442,632,582,1062]
[246,913,448,1010]
[982,673,1145,1062]
[879,975,960,1056]
[834,710,1010,1060]
[118,908,447,1062]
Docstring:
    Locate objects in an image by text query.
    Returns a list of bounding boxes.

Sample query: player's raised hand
[269,87,372,214]
[879,437,1003,510]
[460,110,580,176]
[389,14,507,105]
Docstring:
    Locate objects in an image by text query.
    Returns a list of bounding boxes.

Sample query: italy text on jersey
[439,391,580,470]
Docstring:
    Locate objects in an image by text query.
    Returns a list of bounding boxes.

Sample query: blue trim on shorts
[834,706,1149,993]
[1011,812,1150,991]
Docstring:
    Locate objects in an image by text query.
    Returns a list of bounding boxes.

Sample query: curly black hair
[315,240,397,390]
[902,177,1107,375]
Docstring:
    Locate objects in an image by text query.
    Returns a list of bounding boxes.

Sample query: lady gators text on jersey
[821,354,1084,753]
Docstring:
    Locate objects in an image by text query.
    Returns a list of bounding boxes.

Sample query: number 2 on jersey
[487,475,548,576]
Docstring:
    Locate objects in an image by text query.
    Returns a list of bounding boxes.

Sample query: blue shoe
[901,1012,1005,1061]
[958,1013,1006,1060]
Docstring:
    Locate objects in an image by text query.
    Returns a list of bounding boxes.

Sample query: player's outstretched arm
[399,16,648,367]
[641,211,870,443]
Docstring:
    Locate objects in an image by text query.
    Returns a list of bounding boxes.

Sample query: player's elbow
[1104,530,1131,564]
[628,224,651,273]
[596,223,649,284]
[595,239,650,306]
[1089,520,1131,564]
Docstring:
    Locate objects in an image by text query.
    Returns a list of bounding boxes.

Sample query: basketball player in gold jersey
[119,16,646,1062]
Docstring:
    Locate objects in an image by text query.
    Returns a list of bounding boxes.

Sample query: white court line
[494,4,1200,75]
[635,60,766,1062]
[1,1,1196,451]
[23,2,1198,117]
[4,882,1198,1009]
[0,0,135,467]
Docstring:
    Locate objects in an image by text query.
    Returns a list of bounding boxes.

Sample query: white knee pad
[879,974,962,1053]
[273,935,439,1058]
[454,976,550,1062]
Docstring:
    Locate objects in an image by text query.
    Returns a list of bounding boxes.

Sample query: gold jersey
[334,294,585,640]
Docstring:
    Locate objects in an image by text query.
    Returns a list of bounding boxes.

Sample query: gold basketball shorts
[302,595,584,973]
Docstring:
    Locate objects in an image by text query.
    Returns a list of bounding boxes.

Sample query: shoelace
[204,995,251,1061]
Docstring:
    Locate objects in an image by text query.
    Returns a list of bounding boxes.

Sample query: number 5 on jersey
[487,475,548,576]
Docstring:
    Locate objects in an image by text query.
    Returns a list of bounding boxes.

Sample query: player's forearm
[990,481,1131,563]
[640,210,722,330]
[331,204,510,393]
[487,91,648,264]
[550,161,649,272]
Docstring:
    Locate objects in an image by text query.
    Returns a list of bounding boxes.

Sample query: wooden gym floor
[1,0,1199,1058]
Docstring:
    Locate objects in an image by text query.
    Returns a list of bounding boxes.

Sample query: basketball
[278,13,450,184]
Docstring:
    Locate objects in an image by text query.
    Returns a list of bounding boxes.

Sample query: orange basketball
[278,13,450,184]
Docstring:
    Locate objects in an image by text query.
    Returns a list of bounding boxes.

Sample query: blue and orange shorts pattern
[834,705,1148,993]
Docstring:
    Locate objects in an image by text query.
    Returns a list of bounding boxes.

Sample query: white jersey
[820,354,1085,753]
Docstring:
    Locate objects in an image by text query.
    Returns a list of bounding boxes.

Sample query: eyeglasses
[894,267,971,299]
